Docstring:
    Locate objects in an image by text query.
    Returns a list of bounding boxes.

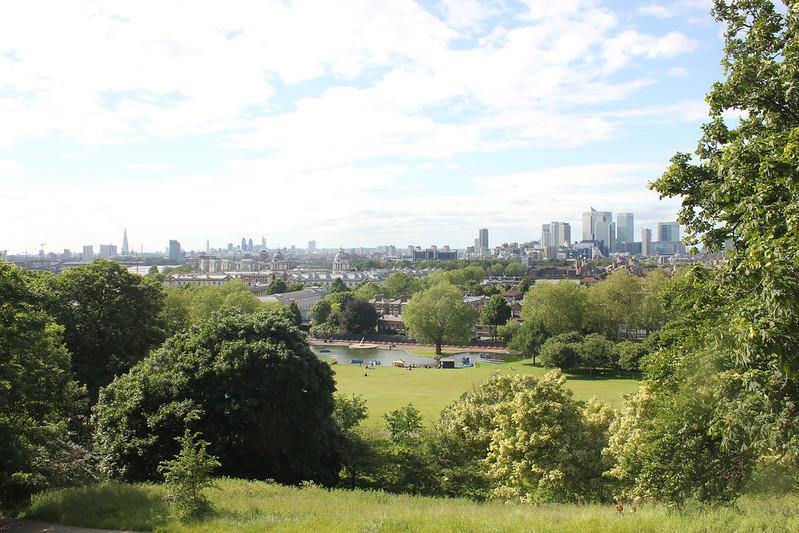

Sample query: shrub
[159,428,220,520]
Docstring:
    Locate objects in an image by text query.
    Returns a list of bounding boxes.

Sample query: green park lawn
[26,480,799,533]
[331,359,640,425]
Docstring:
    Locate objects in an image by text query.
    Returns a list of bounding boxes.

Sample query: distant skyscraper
[169,240,182,263]
[121,228,129,255]
[99,244,117,259]
[83,245,94,262]
[594,220,615,255]
[241,238,247,251]
[617,213,634,243]
[248,238,254,252]
[479,228,489,251]
[308,240,317,252]
[541,224,553,248]
[582,208,613,243]
[261,236,267,249]
[550,221,571,248]
[642,228,652,256]
[206,240,210,253]
[657,222,680,242]
[582,210,594,241]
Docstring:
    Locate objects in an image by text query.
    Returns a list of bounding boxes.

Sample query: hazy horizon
[1,0,721,254]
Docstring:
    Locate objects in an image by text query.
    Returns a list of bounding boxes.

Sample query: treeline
[502,269,670,373]
[312,264,671,367]
[0,260,299,510]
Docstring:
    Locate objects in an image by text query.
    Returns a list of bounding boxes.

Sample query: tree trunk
[435,339,442,356]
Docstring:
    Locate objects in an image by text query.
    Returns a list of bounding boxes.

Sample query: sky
[0,0,724,254]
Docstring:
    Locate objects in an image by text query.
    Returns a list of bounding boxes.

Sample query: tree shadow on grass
[562,372,639,382]
[516,361,639,381]
[26,482,168,531]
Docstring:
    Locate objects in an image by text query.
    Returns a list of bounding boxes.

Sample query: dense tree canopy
[507,319,548,364]
[521,282,587,336]
[403,282,476,355]
[93,307,340,486]
[38,260,165,403]
[381,272,420,297]
[310,299,332,325]
[162,280,265,336]
[479,295,511,338]
[439,372,613,503]
[342,300,378,334]
[610,0,799,503]
[538,332,582,371]
[0,264,85,508]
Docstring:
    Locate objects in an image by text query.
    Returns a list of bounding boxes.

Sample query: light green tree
[586,270,643,339]
[487,373,613,503]
[504,262,527,277]
[507,319,548,364]
[403,282,476,356]
[608,0,799,504]
[382,272,419,297]
[158,425,220,520]
[521,282,588,336]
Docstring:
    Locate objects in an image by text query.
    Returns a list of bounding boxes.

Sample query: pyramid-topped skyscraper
[121,228,129,256]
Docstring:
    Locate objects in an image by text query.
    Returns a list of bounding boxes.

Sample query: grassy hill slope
[26,479,798,533]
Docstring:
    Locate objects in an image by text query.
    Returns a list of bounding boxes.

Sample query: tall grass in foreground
[26,478,799,533]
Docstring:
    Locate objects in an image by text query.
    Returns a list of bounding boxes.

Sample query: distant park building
[413,247,458,261]
[270,250,290,271]
[259,288,330,323]
[332,248,350,272]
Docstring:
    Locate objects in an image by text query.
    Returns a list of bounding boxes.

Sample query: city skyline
[1,1,721,253]
[6,206,681,258]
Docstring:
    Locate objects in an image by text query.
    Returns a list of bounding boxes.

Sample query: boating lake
[310,345,501,368]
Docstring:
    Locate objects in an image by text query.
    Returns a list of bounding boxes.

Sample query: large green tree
[381,272,419,297]
[93,307,340,486]
[507,319,549,364]
[609,0,799,503]
[439,372,613,503]
[40,260,165,402]
[162,280,264,336]
[0,263,86,509]
[521,282,588,336]
[586,270,643,339]
[479,294,511,339]
[403,282,476,355]
[311,299,332,325]
[342,300,378,334]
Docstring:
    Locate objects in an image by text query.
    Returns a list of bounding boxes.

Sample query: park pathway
[0,519,143,533]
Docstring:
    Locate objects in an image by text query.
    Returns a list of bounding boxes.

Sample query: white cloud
[0,159,20,174]
[668,66,690,77]
[603,99,708,122]
[0,0,705,251]
[440,0,501,29]
[638,4,674,18]
[602,30,697,73]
